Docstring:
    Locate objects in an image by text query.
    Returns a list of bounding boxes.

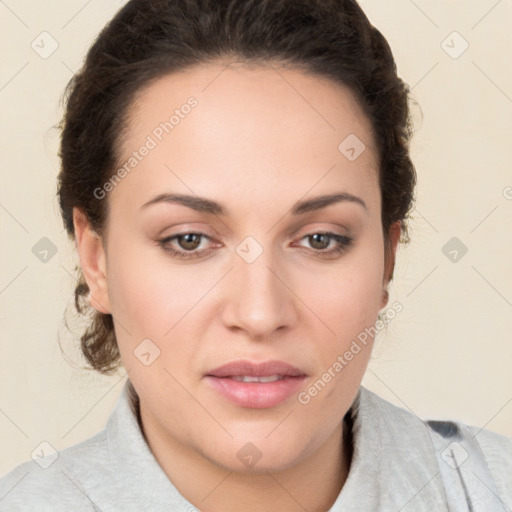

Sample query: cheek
[306,249,385,337]
[296,262,382,425]
[297,237,385,403]
[104,232,199,340]
[104,240,206,398]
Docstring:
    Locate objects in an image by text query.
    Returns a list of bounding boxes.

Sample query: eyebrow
[140,191,367,215]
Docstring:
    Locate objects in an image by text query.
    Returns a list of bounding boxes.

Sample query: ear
[381,221,402,308]
[73,207,111,314]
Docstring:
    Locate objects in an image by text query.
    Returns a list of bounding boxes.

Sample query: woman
[1,0,510,510]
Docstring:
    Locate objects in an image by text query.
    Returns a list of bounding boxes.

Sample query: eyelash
[157,231,353,260]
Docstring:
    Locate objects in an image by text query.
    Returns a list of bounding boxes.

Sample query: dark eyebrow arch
[141,193,225,215]
[140,192,367,215]
[291,192,367,215]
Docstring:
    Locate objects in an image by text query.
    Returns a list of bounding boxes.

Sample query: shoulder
[0,430,108,511]
[466,424,512,506]
[358,385,512,458]
[468,422,512,465]
[0,380,173,511]
[356,387,512,508]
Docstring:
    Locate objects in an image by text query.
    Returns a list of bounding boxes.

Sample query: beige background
[1,0,511,477]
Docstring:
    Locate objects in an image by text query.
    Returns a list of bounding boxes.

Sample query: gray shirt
[1,379,511,511]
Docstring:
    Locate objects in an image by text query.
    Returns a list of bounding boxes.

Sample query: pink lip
[204,360,307,409]
[207,360,306,378]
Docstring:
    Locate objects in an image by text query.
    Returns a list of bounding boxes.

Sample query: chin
[200,431,315,474]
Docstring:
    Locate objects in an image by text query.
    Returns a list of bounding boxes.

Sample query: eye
[158,232,215,260]
[157,231,353,261]
[296,232,353,259]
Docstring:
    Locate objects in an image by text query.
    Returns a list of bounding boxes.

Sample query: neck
[136,394,353,512]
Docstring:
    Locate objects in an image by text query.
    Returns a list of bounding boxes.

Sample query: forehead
[112,61,380,216]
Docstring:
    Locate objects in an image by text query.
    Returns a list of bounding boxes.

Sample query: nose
[220,244,298,341]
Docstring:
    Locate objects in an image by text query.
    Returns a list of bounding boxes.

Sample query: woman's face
[79,61,399,472]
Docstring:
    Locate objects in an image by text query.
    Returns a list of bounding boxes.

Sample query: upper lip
[206,360,307,378]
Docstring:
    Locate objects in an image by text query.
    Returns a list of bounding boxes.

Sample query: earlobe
[72,207,111,314]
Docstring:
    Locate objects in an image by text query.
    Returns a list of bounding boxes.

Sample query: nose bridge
[223,234,296,337]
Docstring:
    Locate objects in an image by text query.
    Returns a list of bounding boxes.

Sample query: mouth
[229,375,288,383]
[204,360,307,409]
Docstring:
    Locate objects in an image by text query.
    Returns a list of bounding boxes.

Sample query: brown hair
[57,0,416,374]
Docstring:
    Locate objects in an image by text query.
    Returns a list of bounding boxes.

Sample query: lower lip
[204,376,306,409]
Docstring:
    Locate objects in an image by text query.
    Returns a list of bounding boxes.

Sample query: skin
[74,60,401,512]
